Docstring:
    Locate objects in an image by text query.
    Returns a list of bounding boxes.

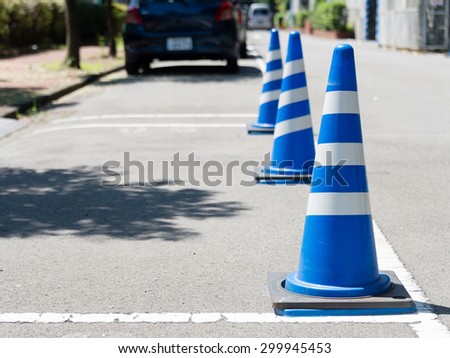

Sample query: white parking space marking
[0,311,438,325]
[51,113,257,124]
[33,123,247,134]
[373,221,450,338]
[1,221,448,338]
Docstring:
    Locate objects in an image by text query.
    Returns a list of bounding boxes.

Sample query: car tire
[226,57,239,74]
[239,41,248,59]
[125,62,140,75]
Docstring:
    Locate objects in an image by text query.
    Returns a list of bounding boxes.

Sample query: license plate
[167,37,193,51]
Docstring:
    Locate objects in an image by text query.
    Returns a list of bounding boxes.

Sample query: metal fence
[421,0,449,50]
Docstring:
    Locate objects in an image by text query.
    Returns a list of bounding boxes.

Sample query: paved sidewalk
[0,46,124,119]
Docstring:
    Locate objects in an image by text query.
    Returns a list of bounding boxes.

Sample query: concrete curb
[0,118,29,140]
[0,65,124,120]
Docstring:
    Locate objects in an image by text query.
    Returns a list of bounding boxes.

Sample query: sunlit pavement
[0,30,449,338]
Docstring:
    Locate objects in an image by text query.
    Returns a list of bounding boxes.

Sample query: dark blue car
[124,0,247,74]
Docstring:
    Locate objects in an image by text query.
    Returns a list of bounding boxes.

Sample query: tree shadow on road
[0,167,246,241]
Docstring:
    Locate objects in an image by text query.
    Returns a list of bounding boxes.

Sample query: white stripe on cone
[262,69,283,83]
[273,115,312,140]
[314,143,366,166]
[322,91,360,115]
[278,87,309,108]
[306,192,372,216]
[283,59,305,78]
[259,89,282,105]
[265,50,282,63]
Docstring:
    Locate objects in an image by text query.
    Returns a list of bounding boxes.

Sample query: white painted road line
[0,312,424,324]
[0,220,448,338]
[0,310,445,329]
[373,221,450,338]
[33,123,247,134]
[51,113,257,124]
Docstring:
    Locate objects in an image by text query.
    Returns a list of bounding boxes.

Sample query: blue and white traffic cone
[267,44,416,316]
[255,31,315,184]
[247,29,283,134]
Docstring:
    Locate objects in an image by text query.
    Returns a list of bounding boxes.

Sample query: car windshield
[253,9,269,16]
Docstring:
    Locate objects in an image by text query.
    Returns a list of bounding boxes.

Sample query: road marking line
[0,222,448,337]
[0,312,422,324]
[52,113,257,124]
[373,221,450,338]
[33,123,247,134]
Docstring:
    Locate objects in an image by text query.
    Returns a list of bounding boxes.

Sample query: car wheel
[125,62,140,75]
[226,57,239,74]
[141,61,153,74]
[240,41,248,59]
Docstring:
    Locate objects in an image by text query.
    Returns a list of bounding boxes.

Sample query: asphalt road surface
[0,30,449,339]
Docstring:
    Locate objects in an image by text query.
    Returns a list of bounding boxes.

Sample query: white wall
[346,0,367,40]
[377,0,422,50]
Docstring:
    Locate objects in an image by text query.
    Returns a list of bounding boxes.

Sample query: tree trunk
[106,0,117,58]
[64,0,80,68]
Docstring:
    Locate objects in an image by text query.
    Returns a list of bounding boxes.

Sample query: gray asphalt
[0,30,449,338]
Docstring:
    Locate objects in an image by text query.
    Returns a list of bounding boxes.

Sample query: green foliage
[49,1,66,44]
[78,2,107,43]
[8,1,34,47]
[274,0,289,13]
[310,0,348,32]
[0,0,11,44]
[32,2,54,46]
[112,3,127,35]
[0,0,126,54]
[295,9,309,28]
[314,0,327,8]
[72,1,126,44]
[273,11,289,28]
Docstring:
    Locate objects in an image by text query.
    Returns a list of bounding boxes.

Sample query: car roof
[249,3,270,9]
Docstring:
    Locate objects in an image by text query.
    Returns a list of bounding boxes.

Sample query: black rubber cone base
[254,167,311,185]
[247,123,275,135]
[268,271,416,316]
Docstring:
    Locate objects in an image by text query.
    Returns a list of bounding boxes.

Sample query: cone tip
[327,43,357,92]
[334,44,354,55]
[269,29,281,51]
[286,31,303,62]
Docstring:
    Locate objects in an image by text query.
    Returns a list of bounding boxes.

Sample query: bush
[295,9,309,28]
[49,2,66,45]
[273,11,289,28]
[78,2,107,43]
[113,3,127,34]
[0,0,11,46]
[310,0,347,32]
[70,2,126,44]
[32,2,54,46]
[0,0,126,54]
[8,1,34,47]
